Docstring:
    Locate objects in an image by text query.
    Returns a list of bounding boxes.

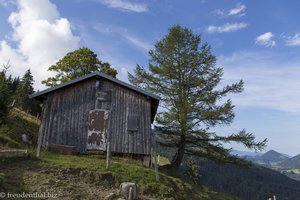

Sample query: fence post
[154,151,159,181]
[106,142,110,170]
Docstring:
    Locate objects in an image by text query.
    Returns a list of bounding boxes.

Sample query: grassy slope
[0,151,242,200]
[0,107,39,149]
[0,108,241,199]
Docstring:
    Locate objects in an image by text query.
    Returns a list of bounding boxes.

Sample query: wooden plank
[36,98,47,157]
[48,144,75,155]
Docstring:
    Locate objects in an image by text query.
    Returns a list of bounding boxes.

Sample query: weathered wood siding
[97,79,152,155]
[39,78,96,152]
[39,77,152,155]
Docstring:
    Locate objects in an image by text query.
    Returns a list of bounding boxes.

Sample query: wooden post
[154,152,159,181]
[36,139,41,157]
[106,142,110,170]
[36,125,43,158]
[150,148,153,168]
[11,99,15,107]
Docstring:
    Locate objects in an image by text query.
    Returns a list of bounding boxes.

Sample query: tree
[0,65,11,124]
[7,75,20,94]
[42,48,118,87]
[129,25,267,172]
[15,69,40,115]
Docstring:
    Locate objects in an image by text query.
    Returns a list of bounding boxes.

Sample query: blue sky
[1,0,300,155]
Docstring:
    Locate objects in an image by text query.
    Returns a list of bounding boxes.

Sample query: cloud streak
[218,51,300,113]
[207,22,247,33]
[284,33,300,46]
[214,4,246,17]
[255,32,276,47]
[228,4,246,16]
[93,23,152,52]
[98,0,148,13]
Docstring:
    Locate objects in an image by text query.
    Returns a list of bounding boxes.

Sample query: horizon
[1,0,300,156]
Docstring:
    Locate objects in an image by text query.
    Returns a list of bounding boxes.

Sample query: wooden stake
[154,152,159,181]
[36,127,43,157]
[150,148,153,168]
[106,142,110,170]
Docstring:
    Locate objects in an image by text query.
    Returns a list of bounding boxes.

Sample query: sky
[0,0,300,156]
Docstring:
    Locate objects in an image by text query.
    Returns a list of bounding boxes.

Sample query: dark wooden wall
[39,78,96,152]
[98,80,152,155]
[39,77,152,155]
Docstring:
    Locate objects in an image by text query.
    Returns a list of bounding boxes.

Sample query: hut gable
[31,72,159,155]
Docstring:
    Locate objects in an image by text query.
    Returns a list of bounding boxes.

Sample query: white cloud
[0,0,80,90]
[228,4,246,16]
[255,32,276,47]
[218,51,300,113]
[214,4,246,17]
[207,22,247,33]
[98,0,148,13]
[93,23,152,52]
[284,33,300,46]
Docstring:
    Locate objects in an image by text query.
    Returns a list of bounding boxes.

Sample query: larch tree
[42,47,118,87]
[129,25,267,172]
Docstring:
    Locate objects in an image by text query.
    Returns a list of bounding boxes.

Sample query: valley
[233,149,300,181]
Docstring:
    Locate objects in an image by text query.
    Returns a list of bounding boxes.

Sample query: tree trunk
[170,134,186,172]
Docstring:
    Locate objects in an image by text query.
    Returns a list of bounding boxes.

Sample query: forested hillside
[196,158,300,200]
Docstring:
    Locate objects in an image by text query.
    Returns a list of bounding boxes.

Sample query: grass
[38,151,241,199]
[0,151,242,200]
[0,134,22,149]
[6,108,40,145]
[157,155,170,166]
[9,107,40,125]
[0,108,241,199]
[40,151,193,199]
[0,107,40,150]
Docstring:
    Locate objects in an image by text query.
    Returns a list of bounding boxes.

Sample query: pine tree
[15,69,40,115]
[129,25,267,172]
[0,69,11,124]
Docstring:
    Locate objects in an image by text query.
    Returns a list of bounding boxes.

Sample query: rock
[79,170,88,177]
[119,182,138,200]
[104,193,116,200]
[143,156,151,167]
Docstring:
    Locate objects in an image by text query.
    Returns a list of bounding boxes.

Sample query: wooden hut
[30,72,159,156]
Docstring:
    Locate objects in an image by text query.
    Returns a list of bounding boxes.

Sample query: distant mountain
[279,154,300,169]
[243,150,290,167]
[196,158,300,200]
[230,149,263,157]
[261,150,290,163]
[233,150,300,182]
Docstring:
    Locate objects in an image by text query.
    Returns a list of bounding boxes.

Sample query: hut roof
[30,72,160,122]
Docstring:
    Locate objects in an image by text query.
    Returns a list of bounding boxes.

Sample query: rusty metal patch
[86,109,109,150]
